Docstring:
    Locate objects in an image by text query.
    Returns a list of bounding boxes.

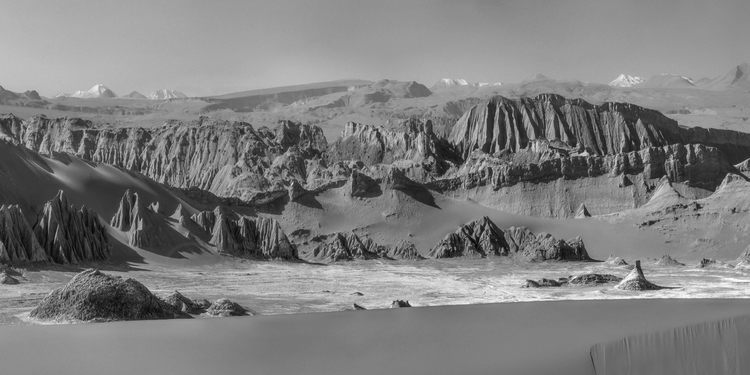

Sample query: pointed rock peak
[575,203,591,218]
[171,203,188,220]
[615,260,666,290]
[52,190,68,205]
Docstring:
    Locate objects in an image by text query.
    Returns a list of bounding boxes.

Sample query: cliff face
[2,115,327,202]
[449,94,750,163]
[325,119,459,178]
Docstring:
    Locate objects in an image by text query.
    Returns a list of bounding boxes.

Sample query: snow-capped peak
[70,84,117,98]
[608,74,643,88]
[148,89,187,100]
[433,78,502,89]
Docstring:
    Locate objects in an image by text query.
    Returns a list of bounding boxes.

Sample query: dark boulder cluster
[523,274,622,288]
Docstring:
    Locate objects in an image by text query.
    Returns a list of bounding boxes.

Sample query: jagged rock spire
[34,190,110,264]
[209,207,296,260]
[0,204,47,263]
[575,203,591,218]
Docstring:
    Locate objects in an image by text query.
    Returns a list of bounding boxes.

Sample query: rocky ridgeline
[191,207,296,260]
[428,216,590,261]
[0,191,110,265]
[1,115,327,202]
[449,94,750,162]
[301,231,422,262]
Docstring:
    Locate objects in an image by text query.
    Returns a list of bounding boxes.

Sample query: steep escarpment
[2,115,327,202]
[450,94,750,163]
[33,191,110,264]
[427,217,590,261]
[325,119,459,177]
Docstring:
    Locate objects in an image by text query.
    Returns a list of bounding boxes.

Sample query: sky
[0,0,748,97]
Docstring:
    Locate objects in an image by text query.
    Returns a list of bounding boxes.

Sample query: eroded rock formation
[34,191,110,264]
[209,207,296,260]
[205,298,251,317]
[449,94,750,162]
[0,204,47,263]
[615,260,666,290]
[110,190,172,249]
[428,217,591,261]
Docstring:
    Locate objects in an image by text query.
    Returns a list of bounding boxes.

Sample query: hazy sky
[1,0,748,97]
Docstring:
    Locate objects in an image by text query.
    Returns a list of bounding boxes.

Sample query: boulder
[205,298,251,317]
[390,300,412,308]
[522,278,564,288]
[29,269,188,322]
[163,291,208,314]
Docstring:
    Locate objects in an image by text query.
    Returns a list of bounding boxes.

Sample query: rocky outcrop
[191,209,216,234]
[0,204,47,264]
[428,217,591,261]
[110,190,172,249]
[3,115,327,202]
[568,274,622,285]
[0,271,19,285]
[163,291,210,314]
[615,260,666,290]
[306,232,381,262]
[737,247,750,268]
[605,256,629,266]
[29,269,188,322]
[381,241,424,260]
[390,300,412,308]
[205,298,251,317]
[346,170,380,197]
[450,94,750,163]
[522,278,565,288]
[34,191,110,264]
[575,203,591,218]
[209,208,296,260]
[656,254,685,266]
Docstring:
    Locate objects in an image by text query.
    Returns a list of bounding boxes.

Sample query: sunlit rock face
[428,216,591,261]
[449,93,750,162]
[3,115,327,202]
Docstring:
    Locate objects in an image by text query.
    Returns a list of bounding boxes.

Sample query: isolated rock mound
[428,217,591,261]
[605,256,629,266]
[29,269,187,322]
[205,298,251,317]
[574,203,591,218]
[615,260,666,291]
[522,278,565,288]
[34,191,110,264]
[656,254,685,266]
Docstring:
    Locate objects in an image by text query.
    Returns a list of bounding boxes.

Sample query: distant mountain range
[607,63,750,90]
[55,85,188,100]
[431,78,502,90]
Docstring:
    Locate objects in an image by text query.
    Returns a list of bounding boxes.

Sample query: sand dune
[1,299,749,375]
